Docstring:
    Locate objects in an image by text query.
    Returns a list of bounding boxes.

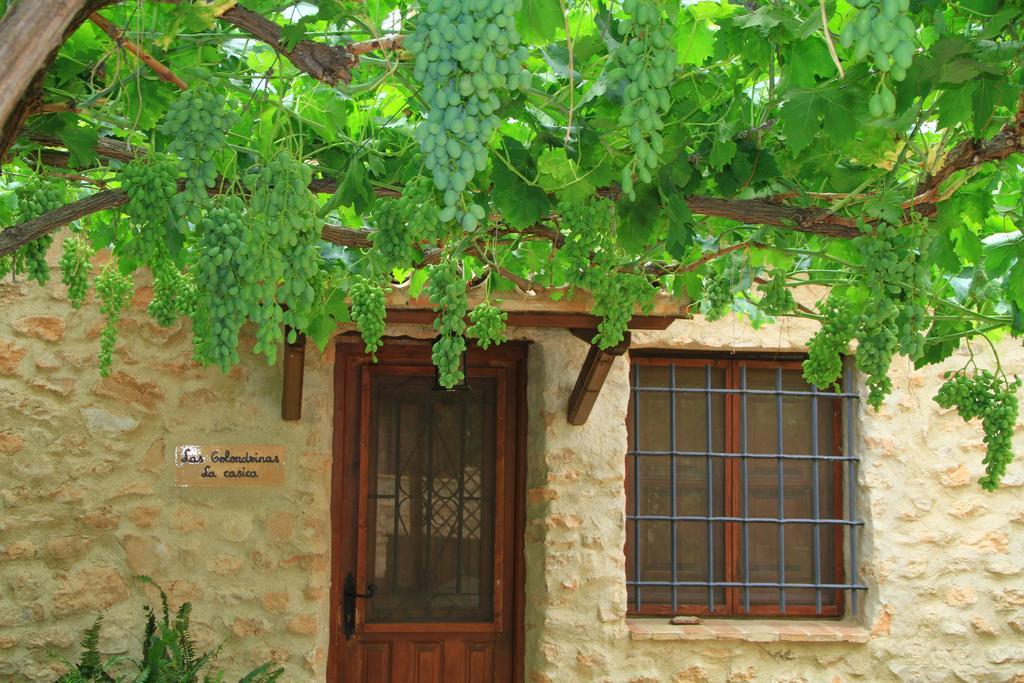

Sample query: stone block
[52,565,128,615]
[12,315,66,342]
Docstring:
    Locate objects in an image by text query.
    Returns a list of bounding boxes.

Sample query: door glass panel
[365,375,497,623]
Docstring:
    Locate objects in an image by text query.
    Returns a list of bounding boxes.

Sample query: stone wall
[524,320,1024,683]
[0,267,336,680]
[3,248,1024,682]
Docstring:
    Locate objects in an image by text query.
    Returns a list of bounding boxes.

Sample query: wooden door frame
[327,336,529,682]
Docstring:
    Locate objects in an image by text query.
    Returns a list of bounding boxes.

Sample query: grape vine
[193,196,248,372]
[803,295,859,391]
[121,154,180,262]
[467,301,507,349]
[840,0,915,116]
[558,199,654,348]
[12,178,65,285]
[407,0,529,227]
[148,254,188,327]
[245,152,322,363]
[757,270,796,316]
[936,370,1021,491]
[614,0,675,198]
[160,84,238,224]
[854,219,930,408]
[95,265,134,377]
[428,259,468,388]
[349,275,387,358]
[702,257,747,322]
[59,234,93,309]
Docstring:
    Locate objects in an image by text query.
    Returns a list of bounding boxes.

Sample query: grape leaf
[516,0,561,44]
[675,13,715,66]
[491,160,551,230]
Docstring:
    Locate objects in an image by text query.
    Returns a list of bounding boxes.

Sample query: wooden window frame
[625,352,849,619]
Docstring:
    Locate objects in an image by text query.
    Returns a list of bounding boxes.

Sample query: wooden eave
[281,288,689,421]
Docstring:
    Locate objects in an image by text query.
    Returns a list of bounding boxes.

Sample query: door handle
[342,571,377,640]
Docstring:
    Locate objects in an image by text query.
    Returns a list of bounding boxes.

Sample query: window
[625,353,865,618]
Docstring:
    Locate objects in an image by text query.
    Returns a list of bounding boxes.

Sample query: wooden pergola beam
[566,330,631,426]
[281,328,306,421]
[386,309,678,330]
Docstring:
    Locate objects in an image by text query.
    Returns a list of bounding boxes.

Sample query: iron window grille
[625,353,866,618]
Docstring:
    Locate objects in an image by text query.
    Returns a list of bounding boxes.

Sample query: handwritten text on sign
[174,445,285,488]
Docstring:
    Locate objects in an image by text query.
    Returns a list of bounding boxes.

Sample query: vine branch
[89,12,188,90]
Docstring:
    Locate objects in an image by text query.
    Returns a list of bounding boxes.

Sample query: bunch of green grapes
[194,197,249,372]
[95,265,134,377]
[702,262,738,322]
[895,300,927,360]
[839,0,915,116]
[160,84,238,224]
[176,270,198,318]
[349,275,388,358]
[14,178,65,284]
[614,0,675,198]
[467,302,508,349]
[148,255,188,327]
[59,234,94,309]
[591,270,654,349]
[856,300,900,409]
[557,198,653,347]
[244,152,322,363]
[406,0,529,228]
[803,295,859,390]
[121,154,179,259]
[558,200,615,288]
[372,176,451,268]
[854,220,930,401]
[757,270,795,316]
[428,260,469,388]
[371,199,415,270]
[936,370,1022,491]
[400,175,444,241]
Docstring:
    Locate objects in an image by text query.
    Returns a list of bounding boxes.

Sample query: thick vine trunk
[0,0,113,163]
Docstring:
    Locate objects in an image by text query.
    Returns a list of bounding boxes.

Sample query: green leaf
[940,58,1000,85]
[972,76,999,134]
[664,196,694,260]
[307,314,334,352]
[409,268,429,299]
[516,0,561,44]
[491,159,551,230]
[675,13,715,66]
[279,22,309,52]
[915,320,970,369]
[322,158,373,216]
[732,6,783,29]
[537,148,596,202]
[617,184,661,251]
[708,126,737,171]
[324,290,350,322]
[58,122,99,168]
[783,39,836,88]
[778,82,858,154]
[936,82,977,131]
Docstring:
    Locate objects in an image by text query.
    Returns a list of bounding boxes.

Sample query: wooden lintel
[566,331,631,426]
[281,328,306,421]
[387,309,677,330]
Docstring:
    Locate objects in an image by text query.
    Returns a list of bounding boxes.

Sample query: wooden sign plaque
[174,444,286,488]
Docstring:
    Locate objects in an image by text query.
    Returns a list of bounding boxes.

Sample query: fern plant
[55,578,284,683]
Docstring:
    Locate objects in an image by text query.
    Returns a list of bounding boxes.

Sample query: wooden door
[329,340,526,683]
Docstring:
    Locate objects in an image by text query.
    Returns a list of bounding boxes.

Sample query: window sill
[627,619,869,644]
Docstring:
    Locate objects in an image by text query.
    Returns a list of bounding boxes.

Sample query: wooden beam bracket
[566,330,631,426]
[282,328,306,421]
